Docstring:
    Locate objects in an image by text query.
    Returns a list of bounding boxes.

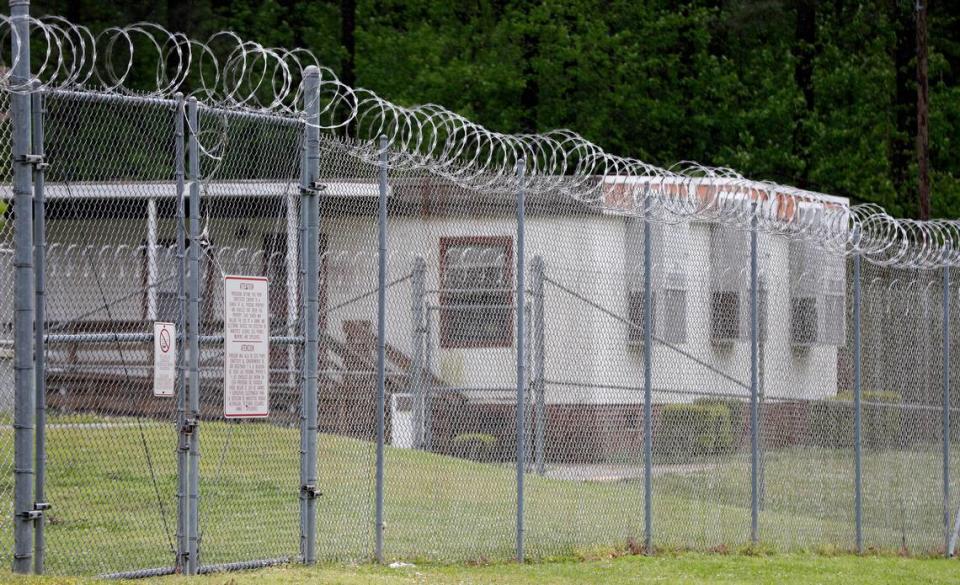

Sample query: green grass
[0,416,957,576]
[2,554,959,584]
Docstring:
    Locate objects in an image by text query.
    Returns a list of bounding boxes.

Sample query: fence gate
[2,88,313,576]
[38,91,182,576]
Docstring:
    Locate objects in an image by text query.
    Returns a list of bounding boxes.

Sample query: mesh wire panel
[757,238,854,551]
[381,166,518,562]
[6,82,960,573]
[650,220,751,550]
[950,266,960,556]
[860,266,944,553]
[193,106,304,566]
[40,91,180,575]
[312,139,379,560]
[524,197,646,556]
[0,89,15,570]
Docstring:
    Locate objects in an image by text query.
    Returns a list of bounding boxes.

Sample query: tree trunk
[792,0,816,188]
[340,0,356,89]
[891,0,917,211]
[916,0,930,220]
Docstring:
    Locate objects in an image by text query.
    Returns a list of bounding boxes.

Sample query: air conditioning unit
[791,296,819,347]
[627,290,652,346]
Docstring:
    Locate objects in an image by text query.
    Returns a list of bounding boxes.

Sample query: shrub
[807,390,902,449]
[656,402,733,463]
[452,432,497,461]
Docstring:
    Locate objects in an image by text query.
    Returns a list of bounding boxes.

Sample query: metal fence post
[424,305,435,451]
[943,264,951,557]
[299,65,321,565]
[515,158,527,563]
[642,199,654,554]
[374,134,388,563]
[186,96,201,575]
[531,256,545,476]
[853,252,863,554]
[411,256,427,449]
[31,88,47,575]
[10,0,35,573]
[173,93,189,572]
[750,207,759,545]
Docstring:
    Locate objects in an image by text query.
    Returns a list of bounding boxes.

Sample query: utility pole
[916,0,930,220]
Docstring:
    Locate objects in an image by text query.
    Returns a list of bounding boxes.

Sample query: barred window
[439,236,513,348]
[789,239,846,346]
[709,223,747,342]
[625,218,687,345]
[708,223,769,343]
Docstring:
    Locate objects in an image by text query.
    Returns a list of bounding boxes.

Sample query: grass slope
[0,417,956,576]
[2,554,959,584]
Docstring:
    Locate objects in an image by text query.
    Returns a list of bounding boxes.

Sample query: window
[439,236,513,348]
[711,290,740,341]
[820,277,846,345]
[141,237,214,324]
[709,224,747,343]
[142,238,179,322]
[625,218,687,345]
[788,240,846,346]
[709,224,767,343]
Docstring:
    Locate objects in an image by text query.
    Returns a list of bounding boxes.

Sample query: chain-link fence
[3,12,960,580]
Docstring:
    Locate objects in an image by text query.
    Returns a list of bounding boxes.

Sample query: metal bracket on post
[300,484,322,499]
[15,153,47,169]
[515,158,527,563]
[299,181,326,196]
[25,502,50,523]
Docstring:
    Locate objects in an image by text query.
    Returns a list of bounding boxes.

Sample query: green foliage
[29,0,960,218]
[657,401,734,462]
[452,432,498,461]
[808,391,903,450]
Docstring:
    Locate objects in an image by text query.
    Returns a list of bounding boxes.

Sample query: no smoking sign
[153,321,176,397]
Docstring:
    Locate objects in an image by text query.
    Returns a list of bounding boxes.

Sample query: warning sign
[224,275,270,418]
[153,321,176,397]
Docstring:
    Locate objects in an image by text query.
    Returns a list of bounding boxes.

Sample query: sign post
[224,275,270,419]
[153,321,176,397]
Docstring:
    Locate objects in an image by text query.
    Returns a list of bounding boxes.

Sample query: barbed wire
[2,13,959,269]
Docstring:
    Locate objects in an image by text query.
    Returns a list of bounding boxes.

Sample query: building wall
[321,210,843,405]
[0,199,844,412]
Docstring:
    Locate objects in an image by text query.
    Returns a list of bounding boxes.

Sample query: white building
[0,175,849,458]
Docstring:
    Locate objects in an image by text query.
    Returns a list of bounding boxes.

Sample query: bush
[656,402,733,463]
[807,390,902,450]
[452,432,497,462]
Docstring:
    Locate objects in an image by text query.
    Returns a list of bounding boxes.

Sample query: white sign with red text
[223,275,270,418]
